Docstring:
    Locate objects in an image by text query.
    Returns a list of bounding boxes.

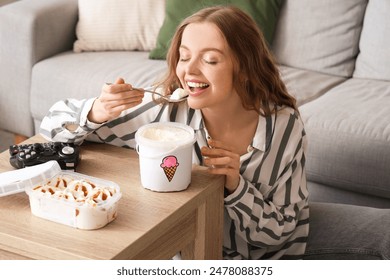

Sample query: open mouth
[187,81,209,92]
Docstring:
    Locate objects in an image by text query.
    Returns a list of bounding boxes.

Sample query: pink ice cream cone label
[160,156,179,182]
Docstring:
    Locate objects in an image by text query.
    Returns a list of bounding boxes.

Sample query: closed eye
[204,59,217,65]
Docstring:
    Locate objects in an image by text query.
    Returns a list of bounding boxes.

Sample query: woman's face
[176,22,238,110]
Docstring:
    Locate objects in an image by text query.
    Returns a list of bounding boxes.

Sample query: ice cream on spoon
[106,83,188,103]
[169,88,189,101]
[136,87,188,103]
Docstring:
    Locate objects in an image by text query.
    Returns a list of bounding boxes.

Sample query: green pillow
[149,0,283,60]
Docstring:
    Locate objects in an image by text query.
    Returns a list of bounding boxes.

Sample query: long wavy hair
[156,5,297,116]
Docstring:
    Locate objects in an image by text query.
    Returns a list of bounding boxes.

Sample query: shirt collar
[186,108,269,153]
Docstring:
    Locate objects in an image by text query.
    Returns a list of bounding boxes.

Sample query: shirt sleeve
[39,93,174,147]
[39,98,102,145]
[224,112,308,248]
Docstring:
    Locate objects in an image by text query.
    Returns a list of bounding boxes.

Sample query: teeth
[187,81,208,88]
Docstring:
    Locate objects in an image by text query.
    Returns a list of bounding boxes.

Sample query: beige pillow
[74,0,165,52]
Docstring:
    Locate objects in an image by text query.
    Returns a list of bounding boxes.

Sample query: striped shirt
[40,93,309,259]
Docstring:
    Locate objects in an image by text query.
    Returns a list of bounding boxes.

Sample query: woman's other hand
[201,139,240,193]
[88,77,144,123]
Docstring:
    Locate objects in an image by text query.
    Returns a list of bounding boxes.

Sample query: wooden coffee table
[0,135,224,259]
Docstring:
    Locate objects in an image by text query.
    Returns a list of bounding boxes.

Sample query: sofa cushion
[353,0,390,81]
[149,0,283,60]
[74,0,165,52]
[279,65,346,106]
[300,78,390,199]
[308,181,390,209]
[272,0,368,78]
[30,51,167,124]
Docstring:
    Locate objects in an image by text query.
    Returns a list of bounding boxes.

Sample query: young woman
[40,6,389,260]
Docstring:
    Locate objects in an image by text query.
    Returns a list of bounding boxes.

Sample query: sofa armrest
[0,0,78,62]
[0,0,78,136]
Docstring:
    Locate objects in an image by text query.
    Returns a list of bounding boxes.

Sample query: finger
[201,146,235,158]
[204,157,240,173]
[204,156,235,167]
[101,95,144,110]
[103,78,125,89]
[109,90,144,100]
[115,77,125,84]
[207,166,236,176]
[207,139,234,152]
[105,78,135,94]
[100,88,144,102]
[110,100,144,113]
[102,99,143,117]
[105,83,134,94]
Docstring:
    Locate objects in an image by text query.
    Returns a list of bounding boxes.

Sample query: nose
[185,58,200,75]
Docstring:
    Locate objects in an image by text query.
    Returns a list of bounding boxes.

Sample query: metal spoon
[134,87,188,103]
[105,83,188,103]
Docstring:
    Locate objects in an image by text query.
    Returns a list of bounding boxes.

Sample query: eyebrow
[179,45,224,55]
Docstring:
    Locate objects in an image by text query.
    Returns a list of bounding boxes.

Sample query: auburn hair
[156,5,297,116]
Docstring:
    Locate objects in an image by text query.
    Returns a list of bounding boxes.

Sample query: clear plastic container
[0,161,122,230]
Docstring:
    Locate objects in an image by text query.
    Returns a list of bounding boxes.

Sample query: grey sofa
[1,0,389,208]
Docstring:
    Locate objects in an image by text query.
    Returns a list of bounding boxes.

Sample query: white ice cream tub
[135,122,196,192]
[0,161,122,230]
